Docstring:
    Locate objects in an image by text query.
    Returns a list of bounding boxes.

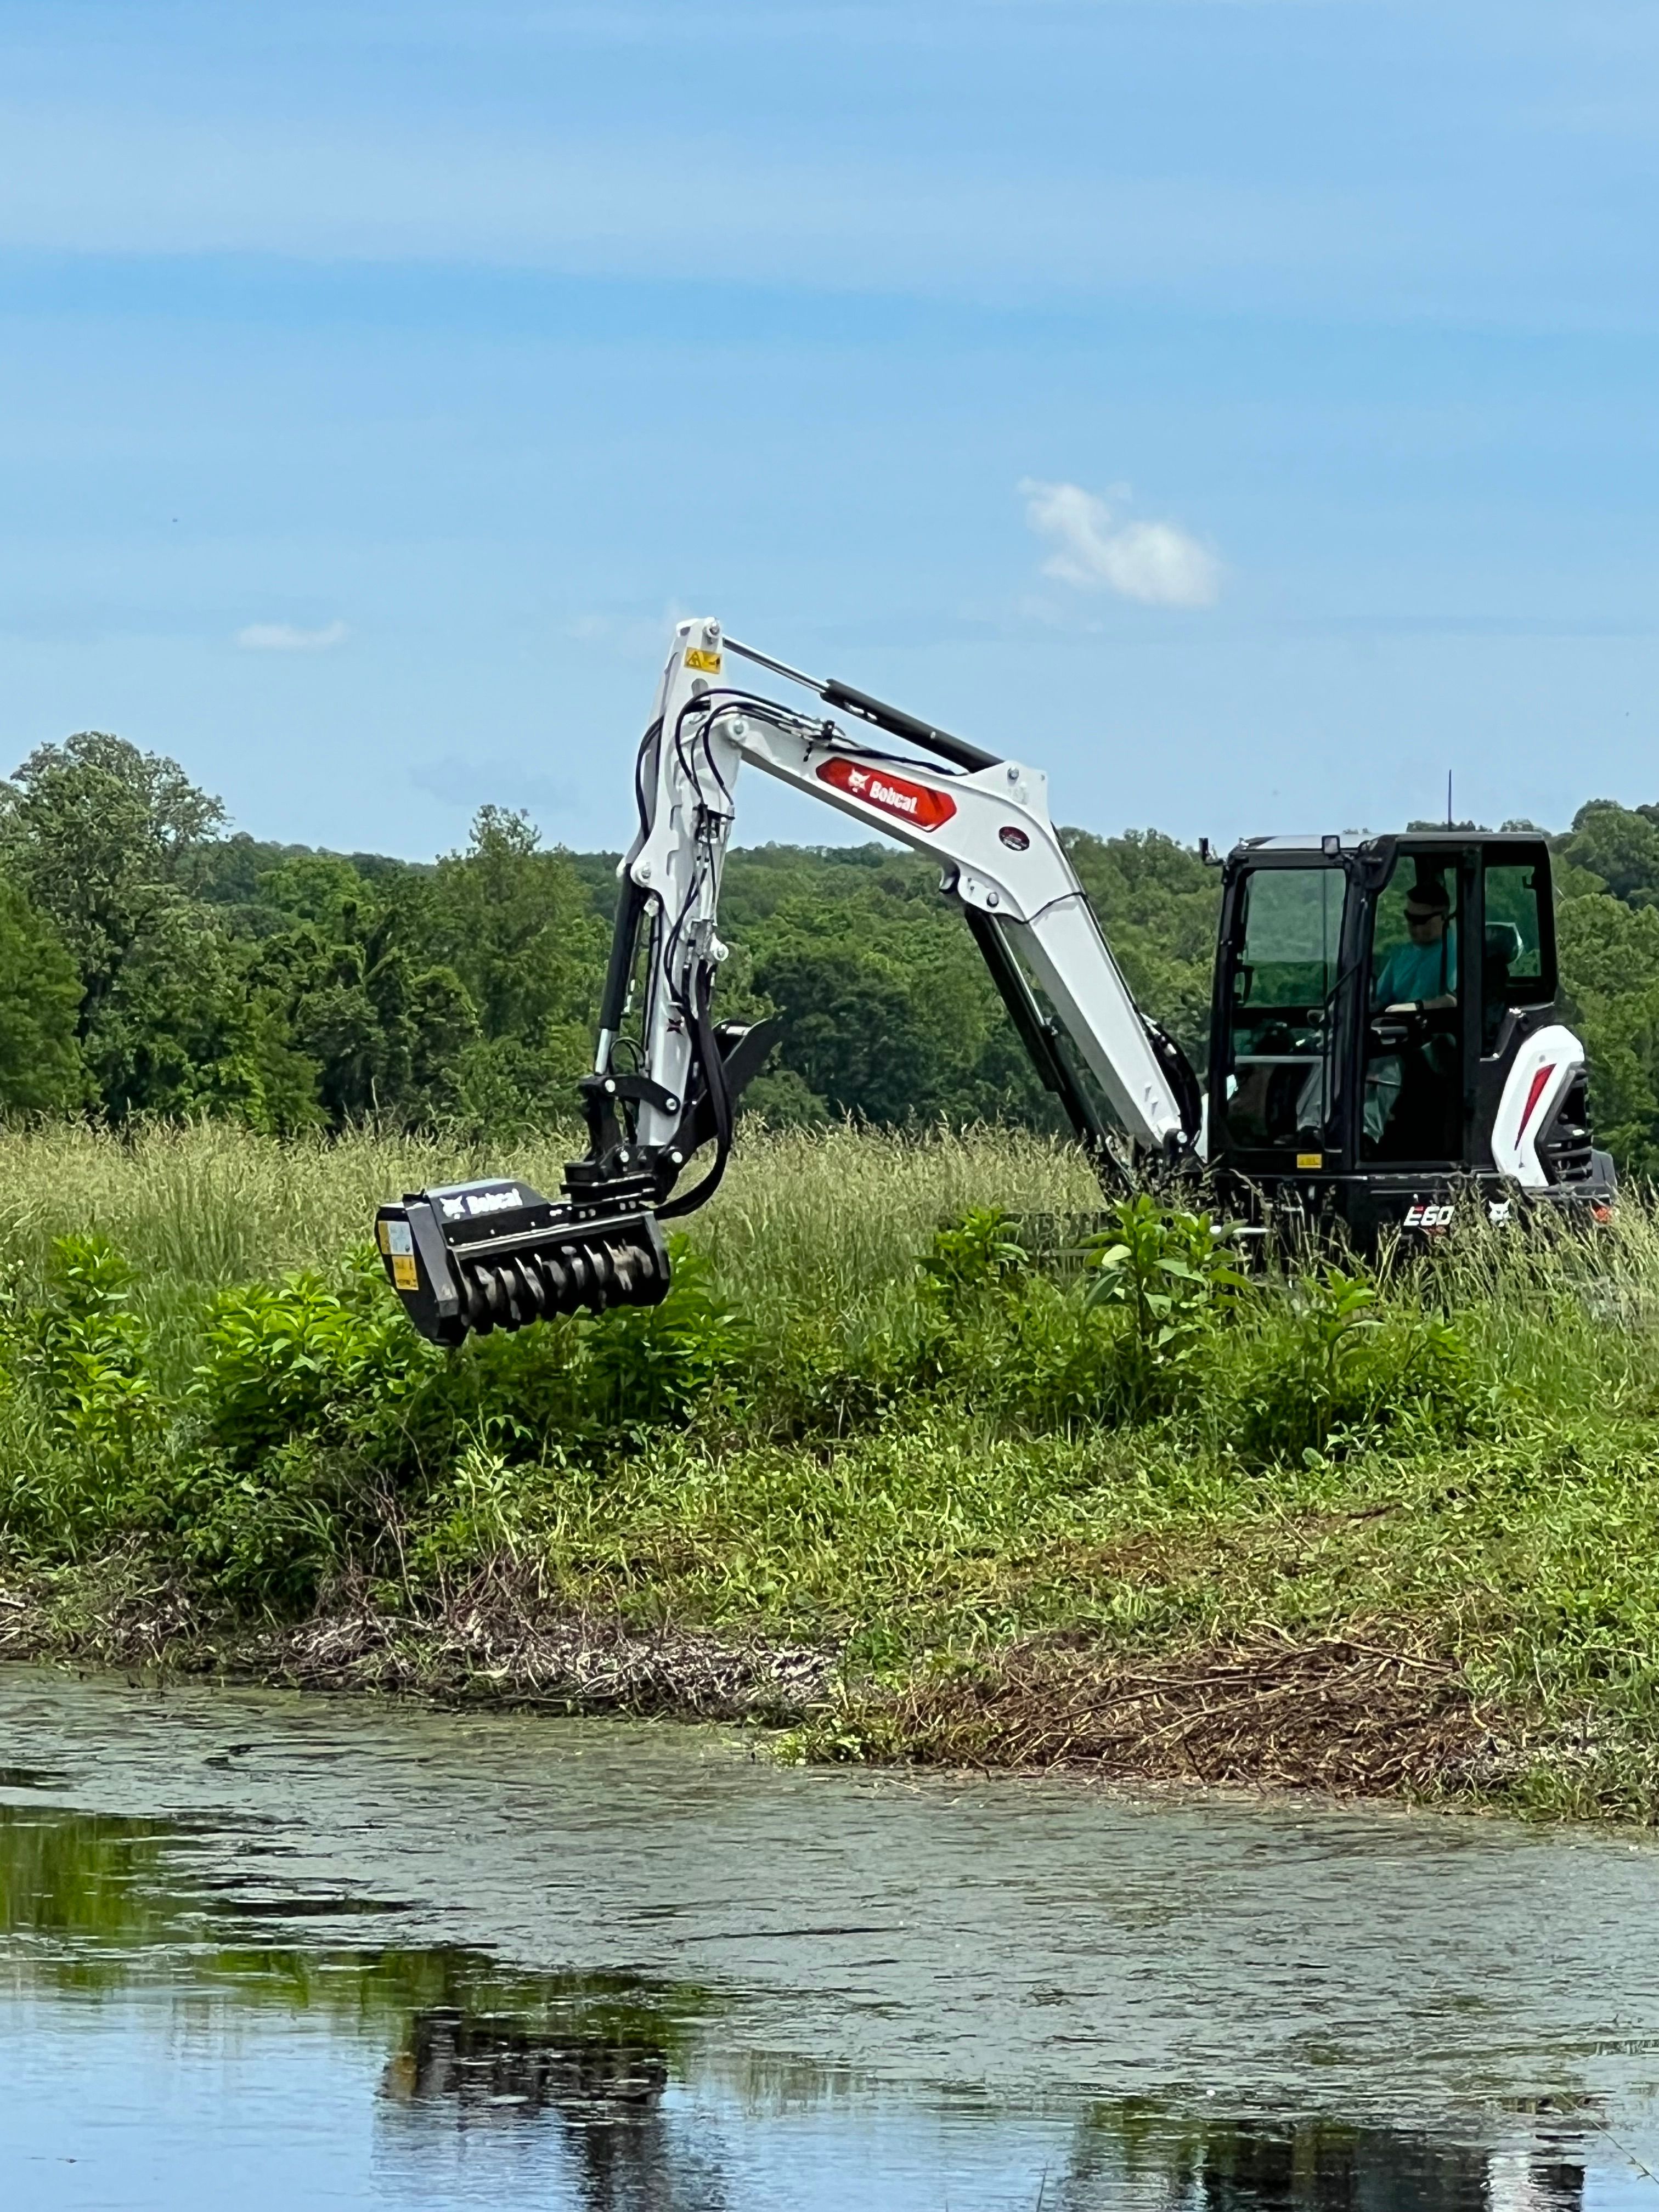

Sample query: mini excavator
[376,618,1615,1344]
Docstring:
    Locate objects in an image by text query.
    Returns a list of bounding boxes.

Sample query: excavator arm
[376,617,1198,1344]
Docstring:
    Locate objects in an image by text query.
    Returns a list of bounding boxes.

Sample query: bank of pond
[0,1121,1656,1821]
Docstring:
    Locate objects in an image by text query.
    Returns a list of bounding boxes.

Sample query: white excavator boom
[612,616,1191,1172]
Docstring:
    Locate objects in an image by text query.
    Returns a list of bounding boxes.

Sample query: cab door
[1360,846,1475,1167]
[1214,861,1348,1172]
[1471,840,1560,1171]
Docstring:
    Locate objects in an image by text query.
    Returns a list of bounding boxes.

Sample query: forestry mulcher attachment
[376,618,1615,1343]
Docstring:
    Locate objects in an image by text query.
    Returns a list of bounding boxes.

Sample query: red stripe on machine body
[1515,1063,1556,1147]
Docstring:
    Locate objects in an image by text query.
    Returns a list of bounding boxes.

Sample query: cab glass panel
[1362,852,1465,1164]
[1222,867,1344,1157]
[1481,850,1555,1050]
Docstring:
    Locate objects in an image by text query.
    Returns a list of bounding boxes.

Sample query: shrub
[174,1437,353,1611]
[396,1319,589,1471]
[191,1251,438,1468]
[913,1207,1034,1402]
[27,1234,154,1458]
[586,1238,744,1431]
[1234,1262,1475,1464]
[1082,1195,1244,1416]
[918,1208,1028,1312]
[741,1299,915,1441]
[1007,1283,1127,1431]
[409,1431,563,1583]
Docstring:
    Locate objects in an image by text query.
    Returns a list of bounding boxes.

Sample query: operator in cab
[1373,877,1456,1010]
[1365,870,1460,1160]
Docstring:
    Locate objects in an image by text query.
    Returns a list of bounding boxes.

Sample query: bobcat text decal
[816,757,957,832]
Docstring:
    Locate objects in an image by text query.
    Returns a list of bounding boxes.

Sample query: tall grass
[0,1119,1103,1407]
[18,1114,1642,1420]
[0,1115,1655,1487]
[0,1117,1094,1302]
[692,1122,1101,1310]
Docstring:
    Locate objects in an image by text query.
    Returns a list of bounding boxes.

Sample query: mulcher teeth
[452,1230,665,1336]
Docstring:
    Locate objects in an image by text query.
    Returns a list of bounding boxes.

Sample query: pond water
[2,1665,1658,2209]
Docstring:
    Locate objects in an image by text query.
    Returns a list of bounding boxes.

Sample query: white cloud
[1020,479,1221,607]
[236,619,349,652]
[562,606,693,657]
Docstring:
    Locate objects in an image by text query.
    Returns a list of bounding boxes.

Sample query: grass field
[1,1119,1657,1820]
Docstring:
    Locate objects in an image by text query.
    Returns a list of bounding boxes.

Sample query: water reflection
[0,1801,709,2030]
[1,1801,733,2210]
[0,1796,1638,2210]
[384,2008,733,2212]
[1076,2113,1588,2210]
[390,2005,668,2116]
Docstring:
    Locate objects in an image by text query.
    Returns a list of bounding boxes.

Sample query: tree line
[3,730,1659,1171]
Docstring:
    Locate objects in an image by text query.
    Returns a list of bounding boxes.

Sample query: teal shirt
[1373,927,1455,1006]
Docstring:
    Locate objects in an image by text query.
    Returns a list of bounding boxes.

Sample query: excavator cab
[1209,832,1614,1238]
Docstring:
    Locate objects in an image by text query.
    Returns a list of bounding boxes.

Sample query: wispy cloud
[0,97,1374,314]
[1020,479,1221,607]
[563,606,695,656]
[236,619,350,652]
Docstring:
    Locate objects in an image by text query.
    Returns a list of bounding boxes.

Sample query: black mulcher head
[376,1180,671,1346]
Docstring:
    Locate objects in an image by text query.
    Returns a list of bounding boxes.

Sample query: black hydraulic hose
[594,715,665,1043]
[657,964,735,1220]
[633,716,661,841]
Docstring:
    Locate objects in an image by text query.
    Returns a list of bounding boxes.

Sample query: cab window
[1362,854,1464,1164]
[1222,867,1343,1154]
[1482,854,1553,1050]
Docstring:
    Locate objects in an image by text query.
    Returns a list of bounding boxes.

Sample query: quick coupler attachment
[376,1179,671,1346]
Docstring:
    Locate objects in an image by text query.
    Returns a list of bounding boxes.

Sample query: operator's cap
[1404,876,1451,918]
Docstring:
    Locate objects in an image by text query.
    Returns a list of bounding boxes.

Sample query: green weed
[1084,1194,1245,1415]
[29,1234,155,1456]
[193,1252,439,1468]
[1231,1261,1477,1465]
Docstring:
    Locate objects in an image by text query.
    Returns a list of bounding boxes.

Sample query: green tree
[1062,829,1219,1062]
[1558,801,1659,909]
[1555,893,1659,1173]
[0,732,223,1030]
[0,734,340,1130]
[751,889,1000,1124]
[0,733,287,1120]
[0,877,85,1111]
[403,807,606,1130]
[246,887,478,1131]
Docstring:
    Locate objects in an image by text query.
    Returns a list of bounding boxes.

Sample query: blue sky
[2,0,1657,857]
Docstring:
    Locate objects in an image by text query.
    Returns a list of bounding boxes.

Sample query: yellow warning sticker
[392,1254,419,1291]
[376,1218,392,1254]
[1296,1152,1323,1170]
[684,647,722,674]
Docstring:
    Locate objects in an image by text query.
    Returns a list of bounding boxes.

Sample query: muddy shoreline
[0,1559,1569,1810]
[0,1563,837,1725]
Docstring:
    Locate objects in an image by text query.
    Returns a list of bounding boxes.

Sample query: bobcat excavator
[376,618,1616,1344]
